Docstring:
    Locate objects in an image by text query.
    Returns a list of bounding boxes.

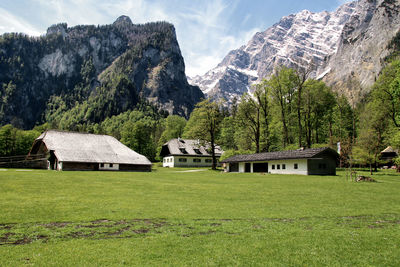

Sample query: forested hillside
[1,57,399,170]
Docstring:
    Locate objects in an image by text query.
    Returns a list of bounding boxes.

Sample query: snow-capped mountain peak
[189,2,357,102]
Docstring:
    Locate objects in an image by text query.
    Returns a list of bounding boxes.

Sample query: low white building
[221,147,338,175]
[160,138,223,168]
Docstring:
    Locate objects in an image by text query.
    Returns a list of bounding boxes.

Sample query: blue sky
[0,0,352,77]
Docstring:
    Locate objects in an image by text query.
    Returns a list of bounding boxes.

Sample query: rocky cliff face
[191,0,400,104]
[0,16,203,128]
[189,2,357,102]
[320,0,400,102]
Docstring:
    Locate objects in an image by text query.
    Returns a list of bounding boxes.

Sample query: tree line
[1,62,399,171]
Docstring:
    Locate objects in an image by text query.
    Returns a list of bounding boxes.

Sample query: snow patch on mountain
[189,2,357,102]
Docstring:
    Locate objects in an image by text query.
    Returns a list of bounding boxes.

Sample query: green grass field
[0,167,399,266]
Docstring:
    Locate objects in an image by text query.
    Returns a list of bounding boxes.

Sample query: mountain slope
[0,16,203,128]
[320,0,400,102]
[191,0,400,104]
[189,2,357,101]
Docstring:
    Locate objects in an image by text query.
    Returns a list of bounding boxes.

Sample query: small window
[194,149,202,155]
[100,163,104,167]
[179,158,187,162]
[272,165,275,170]
[205,159,212,163]
[109,163,113,168]
[294,163,298,169]
[179,148,188,154]
[277,164,280,170]
[193,159,201,163]
[282,164,286,170]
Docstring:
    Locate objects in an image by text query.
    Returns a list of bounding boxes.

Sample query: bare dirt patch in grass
[1,214,400,246]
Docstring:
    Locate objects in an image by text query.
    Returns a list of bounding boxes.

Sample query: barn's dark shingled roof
[221,147,338,163]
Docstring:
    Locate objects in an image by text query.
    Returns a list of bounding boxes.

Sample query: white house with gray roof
[221,147,338,175]
[29,130,152,171]
[160,138,223,168]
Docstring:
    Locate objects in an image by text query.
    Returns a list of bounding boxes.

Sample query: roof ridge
[45,129,113,138]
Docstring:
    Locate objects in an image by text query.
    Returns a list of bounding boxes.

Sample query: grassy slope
[0,167,399,266]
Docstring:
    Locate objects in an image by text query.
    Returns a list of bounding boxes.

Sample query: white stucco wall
[163,156,175,167]
[231,159,308,175]
[268,159,308,175]
[163,156,216,167]
[99,163,119,170]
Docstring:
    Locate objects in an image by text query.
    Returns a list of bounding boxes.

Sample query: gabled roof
[160,138,223,157]
[32,130,151,165]
[381,146,399,154]
[221,147,338,163]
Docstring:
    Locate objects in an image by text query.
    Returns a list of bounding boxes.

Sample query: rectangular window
[179,158,187,162]
[193,159,201,163]
[272,165,275,170]
[294,163,298,169]
[205,159,212,163]
[109,163,113,168]
[100,163,104,167]
[282,164,286,169]
[277,164,280,170]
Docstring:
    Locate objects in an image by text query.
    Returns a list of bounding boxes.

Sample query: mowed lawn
[0,167,399,266]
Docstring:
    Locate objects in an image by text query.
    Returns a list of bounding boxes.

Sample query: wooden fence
[0,154,48,169]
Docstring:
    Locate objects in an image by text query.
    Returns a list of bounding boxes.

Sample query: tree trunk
[281,109,288,148]
[210,131,216,170]
[297,94,302,148]
[256,109,260,153]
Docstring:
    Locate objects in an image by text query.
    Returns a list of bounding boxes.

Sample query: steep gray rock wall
[0,16,203,128]
[320,0,400,102]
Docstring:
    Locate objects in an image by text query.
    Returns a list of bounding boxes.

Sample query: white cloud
[0,7,42,36]
[336,0,354,5]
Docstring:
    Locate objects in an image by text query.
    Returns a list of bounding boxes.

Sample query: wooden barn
[380,146,398,167]
[29,130,152,171]
[221,147,338,175]
[160,138,223,168]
